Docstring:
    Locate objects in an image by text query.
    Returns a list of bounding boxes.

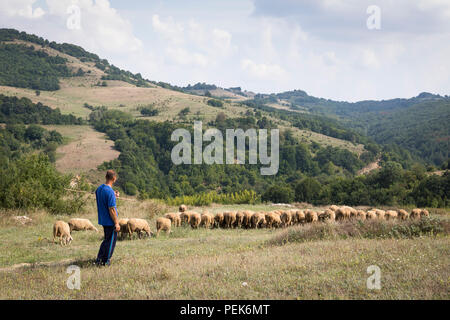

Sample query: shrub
[0,154,86,213]
[165,190,259,206]
[262,185,294,203]
[123,182,138,196]
[207,99,223,108]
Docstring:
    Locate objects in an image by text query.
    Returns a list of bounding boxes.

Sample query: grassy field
[0,200,448,300]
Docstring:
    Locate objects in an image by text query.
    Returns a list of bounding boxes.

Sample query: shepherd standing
[95,170,120,266]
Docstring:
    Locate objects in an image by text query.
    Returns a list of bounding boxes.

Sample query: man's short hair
[105,170,117,181]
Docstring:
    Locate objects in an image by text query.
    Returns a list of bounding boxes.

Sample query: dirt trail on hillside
[358,158,381,175]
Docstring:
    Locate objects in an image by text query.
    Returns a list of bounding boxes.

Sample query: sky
[1,0,449,102]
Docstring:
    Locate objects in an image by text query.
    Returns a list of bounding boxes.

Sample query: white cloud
[152,14,185,45]
[0,0,45,18]
[212,28,232,53]
[241,58,285,78]
[360,49,380,69]
[41,0,142,55]
[151,14,235,68]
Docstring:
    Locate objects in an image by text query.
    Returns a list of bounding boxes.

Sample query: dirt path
[358,158,381,175]
[0,258,80,273]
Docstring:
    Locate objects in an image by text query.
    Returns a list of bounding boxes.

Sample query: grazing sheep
[356,210,366,220]
[68,218,99,233]
[242,211,254,229]
[289,210,298,224]
[319,209,335,222]
[295,210,306,224]
[118,218,130,239]
[251,212,266,229]
[200,213,214,228]
[235,212,245,228]
[411,208,429,219]
[375,209,386,220]
[398,209,409,220]
[272,210,282,217]
[164,212,181,227]
[366,210,377,220]
[411,208,422,219]
[156,217,171,237]
[264,212,274,228]
[223,211,237,229]
[127,218,153,239]
[214,212,224,228]
[317,211,326,222]
[265,212,281,228]
[329,205,340,212]
[385,210,398,220]
[335,207,351,221]
[344,206,358,219]
[189,212,201,229]
[53,221,73,246]
[280,211,293,227]
[180,211,192,225]
[179,204,187,212]
[305,210,318,223]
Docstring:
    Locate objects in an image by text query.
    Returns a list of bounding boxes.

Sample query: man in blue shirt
[95,170,120,266]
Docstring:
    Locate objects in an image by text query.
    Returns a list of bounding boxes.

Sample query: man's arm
[109,207,120,231]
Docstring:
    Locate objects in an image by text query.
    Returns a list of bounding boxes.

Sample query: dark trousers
[96,226,117,265]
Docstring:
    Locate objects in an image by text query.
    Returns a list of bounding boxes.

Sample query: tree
[262,185,294,203]
[377,161,403,188]
[207,99,223,108]
[178,107,190,118]
[25,124,45,141]
[215,112,226,124]
[295,178,321,203]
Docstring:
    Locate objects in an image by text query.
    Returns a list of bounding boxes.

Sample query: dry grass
[41,125,119,174]
[268,218,449,245]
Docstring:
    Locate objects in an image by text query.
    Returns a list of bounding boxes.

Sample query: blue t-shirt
[96,184,118,226]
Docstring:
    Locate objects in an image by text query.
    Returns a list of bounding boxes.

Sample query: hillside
[0,29,366,152]
[0,28,448,208]
[251,90,450,165]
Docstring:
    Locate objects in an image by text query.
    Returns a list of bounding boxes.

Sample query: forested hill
[0,28,149,89]
[250,90,450,166]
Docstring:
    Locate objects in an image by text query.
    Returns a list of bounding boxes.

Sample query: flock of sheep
[52,205,430,246]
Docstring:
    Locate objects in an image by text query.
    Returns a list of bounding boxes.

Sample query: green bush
[165,190,259,206]
[262,185,294,203]
[123,182,138,196]
[207,99,223,108]
[0,154,86,213]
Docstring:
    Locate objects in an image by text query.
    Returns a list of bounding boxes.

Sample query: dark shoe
[94,260,106,267]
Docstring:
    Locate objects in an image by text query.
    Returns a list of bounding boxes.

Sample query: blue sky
[1,0,449,101]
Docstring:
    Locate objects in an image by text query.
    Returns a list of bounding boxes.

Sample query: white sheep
[68,218,99,233]
[127,218,153,239]
[156,217,171,237]
[53,221,73,246]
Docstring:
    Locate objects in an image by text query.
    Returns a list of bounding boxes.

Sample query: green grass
[0,205,449,299]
